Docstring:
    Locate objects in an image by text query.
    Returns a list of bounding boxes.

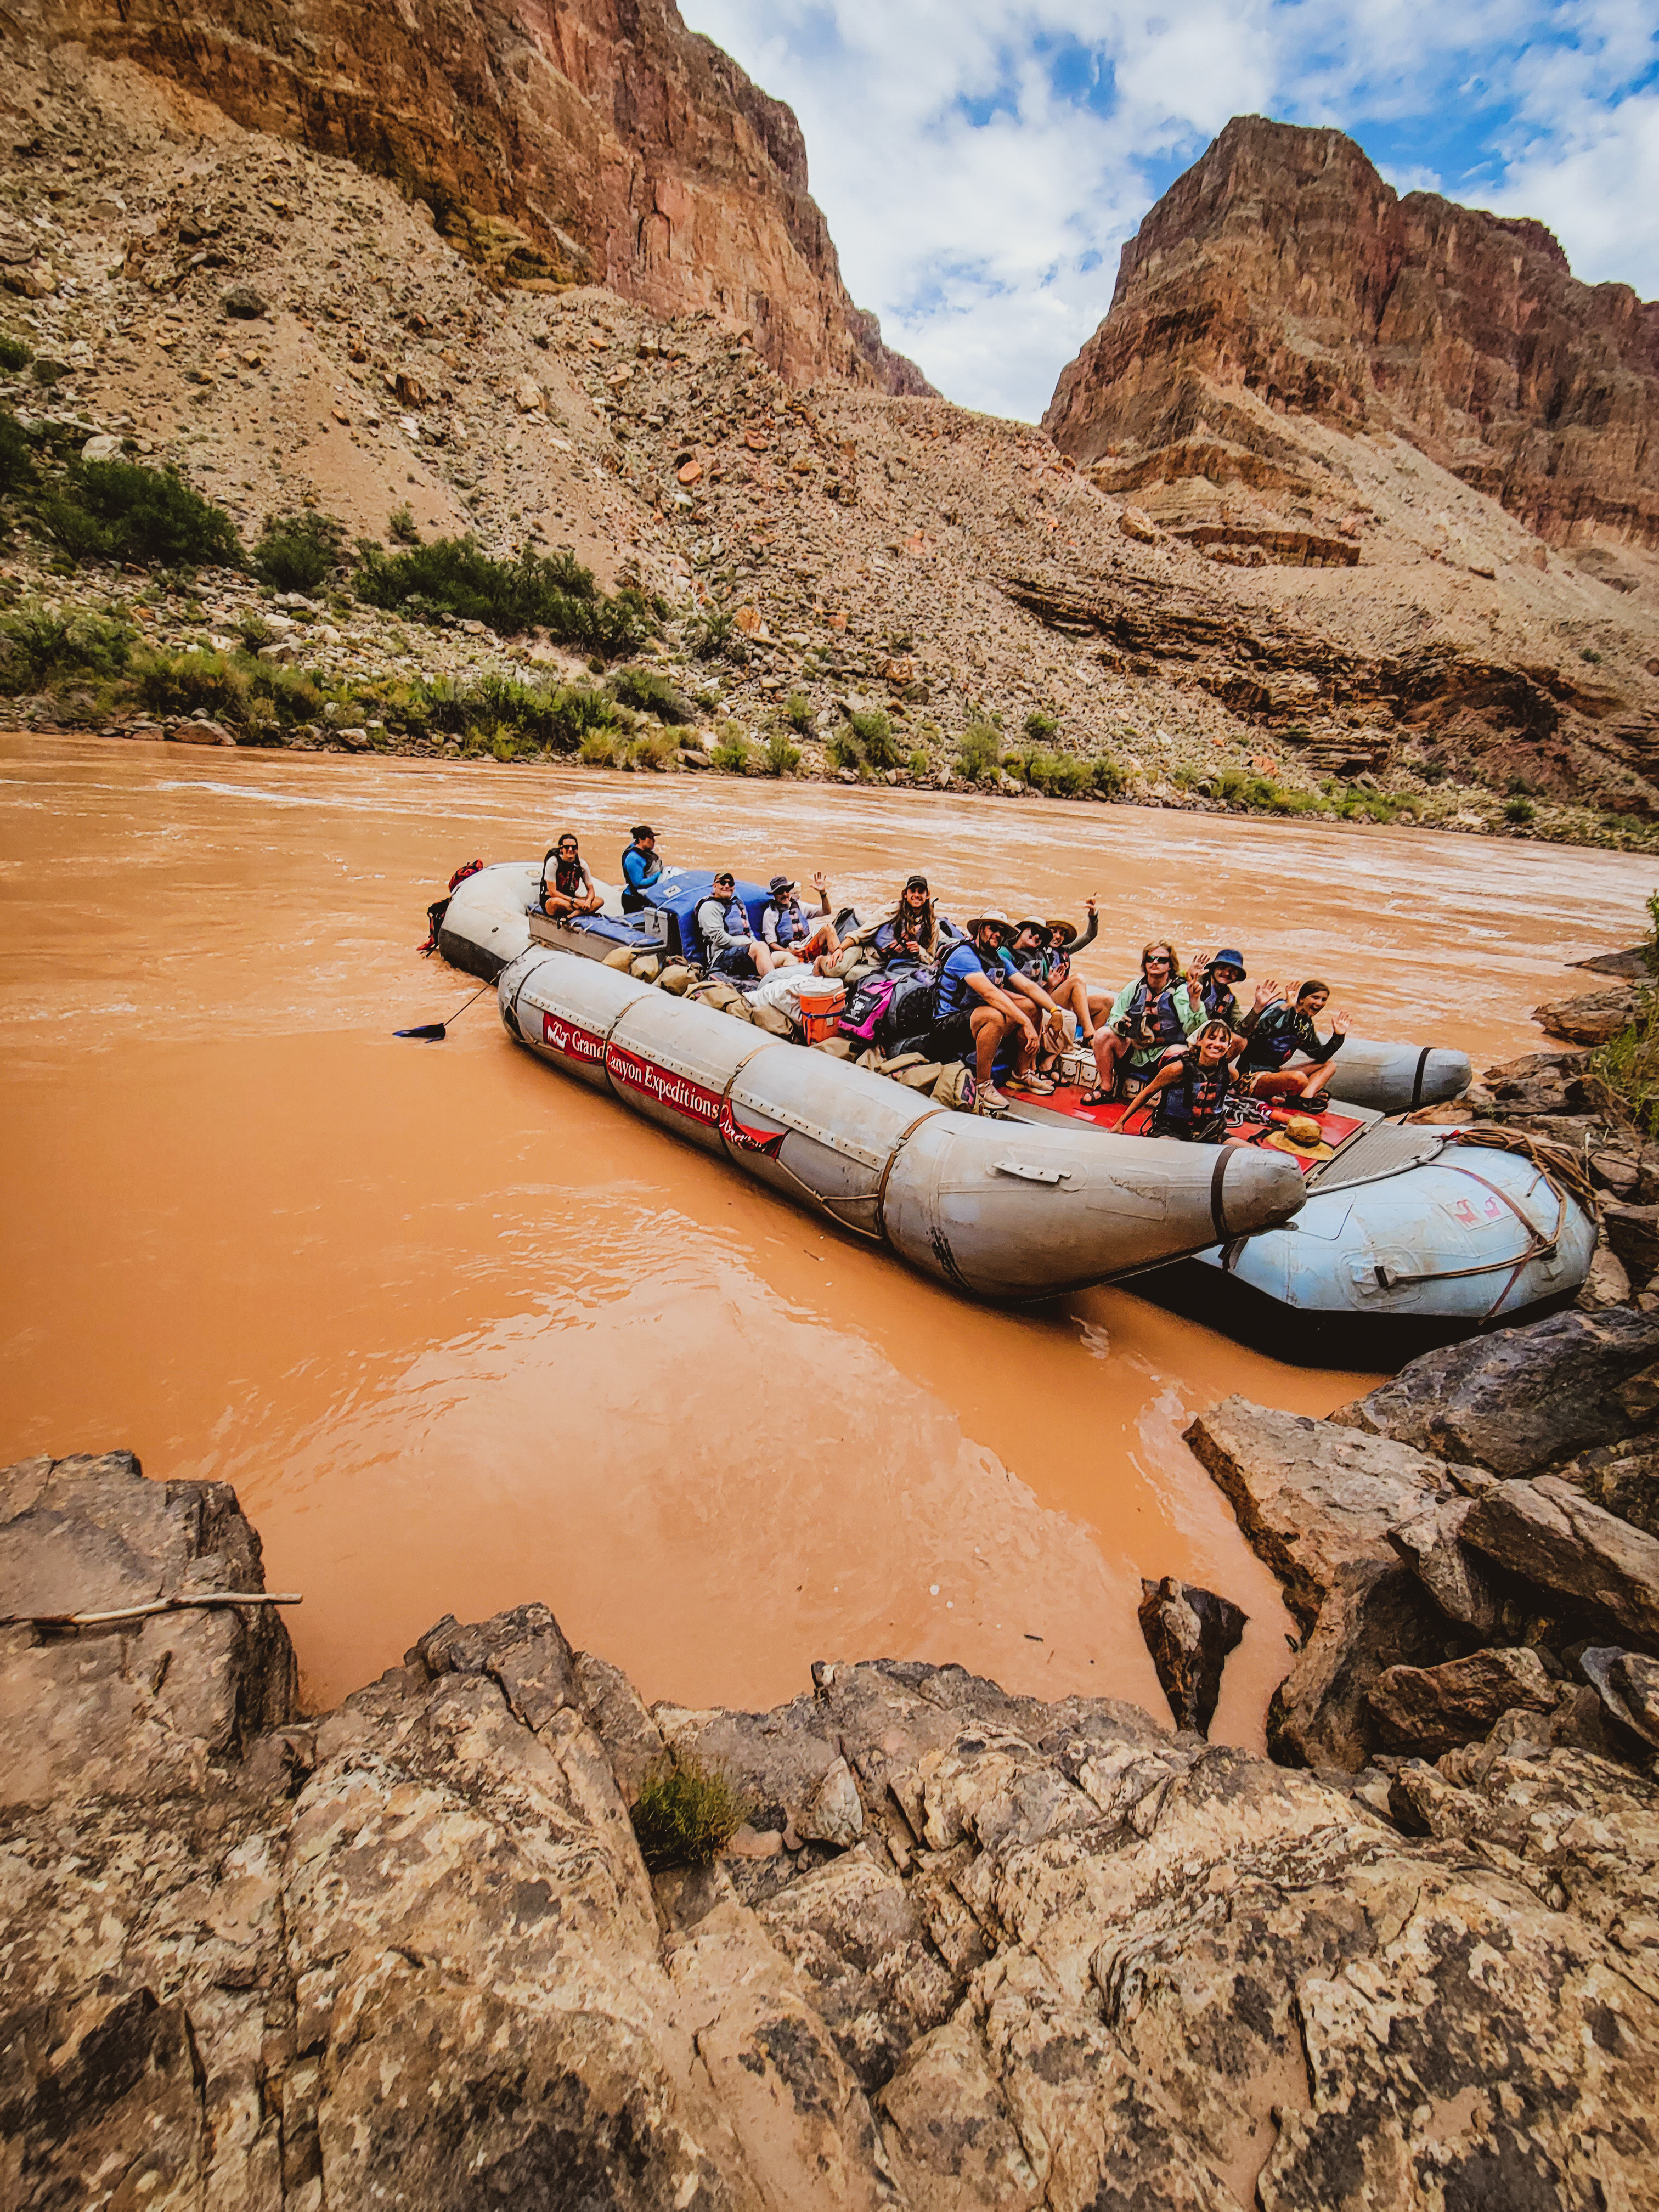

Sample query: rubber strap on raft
[1209,1149,1231,1241]
[1409,1047,1432,1111]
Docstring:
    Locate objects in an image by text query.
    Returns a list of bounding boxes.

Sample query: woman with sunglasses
[872,873,955,969]
[1085,939,1191,1104]
[540,833,603,918]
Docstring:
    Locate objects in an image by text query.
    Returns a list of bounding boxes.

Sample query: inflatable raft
[495,945,1307,1300]
[432,861,1588,1325]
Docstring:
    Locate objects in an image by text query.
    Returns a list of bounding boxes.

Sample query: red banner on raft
[603,1039,783,1157]
[542,1011,607,1063]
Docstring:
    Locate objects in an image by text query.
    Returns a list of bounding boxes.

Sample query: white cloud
[682,0,1659,419]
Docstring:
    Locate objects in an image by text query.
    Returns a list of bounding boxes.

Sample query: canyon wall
[27,0,932,394]
[1043,116,1659,548]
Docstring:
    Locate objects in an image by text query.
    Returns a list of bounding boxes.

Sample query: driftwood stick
[5,1593,303,1629]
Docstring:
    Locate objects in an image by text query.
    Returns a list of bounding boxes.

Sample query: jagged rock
[1461,1476,1659,1648]
[11,1457,1659,2207]
[1183,1401,1451,1770]
[1385,1492,1503,1632]
[1136,1574,1247,1736]
[1043,115,1659,553]
[802,1753,865,1847]
[1368,1645,1558,1754]
[0,1450,295,1809]
[1605,1201,1659,1281]
[1553,1443,1659,1539]
[1579,1647,1659,1750]
[1333,1306,1659,1475]
[1184,1397,1452,1623]
[58,0,931,396]
[220,283,268,318]
[1579,1229,1635,1311]
[1533,986,1639,1046]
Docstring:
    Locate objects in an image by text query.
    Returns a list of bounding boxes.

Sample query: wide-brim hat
[966,906,1014,932]
[769,874,795,895]
[1045,918,1075,938]
[1017,917,1049,936]
[1263,1113,1333,1163]
[1213,947,1248,978]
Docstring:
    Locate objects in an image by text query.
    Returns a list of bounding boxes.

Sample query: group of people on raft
[540,825,1349,1135]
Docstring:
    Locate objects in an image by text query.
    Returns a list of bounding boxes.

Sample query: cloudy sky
[682,0,1659,422]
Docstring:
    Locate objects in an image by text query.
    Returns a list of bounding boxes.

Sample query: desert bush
[763,726,801,775]
[356,533,648,657]
[1505,794,1536,825]
[782,691,814,733]
[127,645,251,723]
[579,727,617,766]
[0,334,32,374]
[1025,750,1090,798]
[848,707,899,767]
[37,460,241,568]
[957,723,1002,782]
[1092,756,1126,795]
[631,727,676,771]
[387,503,421,546]
[688,608,737,660]
[907,748,929,779]
[631,1754,754,1869]
[251,510,347,593]
[610,662,696,724]
[711,724,751,772]
[0,602,134,692]
[0,406,36,494]
[1023,708,1059,742]
[826,728,861,771]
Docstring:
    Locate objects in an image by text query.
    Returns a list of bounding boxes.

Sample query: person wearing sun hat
[1179,946,1250,1034]
[761,870,840,968]
[925,907,1039,1115]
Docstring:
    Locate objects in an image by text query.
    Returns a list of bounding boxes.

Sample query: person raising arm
[1238,979,1349,1107]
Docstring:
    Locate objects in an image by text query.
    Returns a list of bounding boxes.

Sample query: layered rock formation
[33,0,931,394]
[6,1447,1659,2208]
[1045,116,1659,550]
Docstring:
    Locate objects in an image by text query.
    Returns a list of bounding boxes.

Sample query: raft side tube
[1314,1039,1472,1113]
[499,948,1307,1300]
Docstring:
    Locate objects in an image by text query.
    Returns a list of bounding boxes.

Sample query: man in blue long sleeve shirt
[620,823,662,911]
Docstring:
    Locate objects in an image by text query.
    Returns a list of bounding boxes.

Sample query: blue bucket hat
[1213,948,1248,979]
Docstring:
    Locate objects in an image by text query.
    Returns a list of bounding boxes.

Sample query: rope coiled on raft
[1446,1122,1598,1220]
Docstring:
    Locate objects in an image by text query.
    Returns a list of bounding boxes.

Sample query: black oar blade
[394,1021,448,1040]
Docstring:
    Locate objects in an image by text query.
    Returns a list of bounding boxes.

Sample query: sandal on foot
[1077,1087,1114,1108]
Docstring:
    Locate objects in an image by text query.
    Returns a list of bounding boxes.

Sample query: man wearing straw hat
[926,908,1039,1115]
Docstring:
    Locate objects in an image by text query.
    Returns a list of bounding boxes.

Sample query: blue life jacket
[1125,979,1186,1052]
[620,843,661,910]
[698,893,752,963]
[1155,1049,1233,1133]
[768,898,806,947]
[932,940,985,1022]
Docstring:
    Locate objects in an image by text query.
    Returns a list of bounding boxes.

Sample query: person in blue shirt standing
[620,823,662,911]
[926,907,1039,1115]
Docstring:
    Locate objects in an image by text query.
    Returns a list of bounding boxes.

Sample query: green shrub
[849,706,898,768]
[782,691,813,733]
[128,645,251,723]
[355,533,647,657]
[387,503,421,546]
[826,729,861,771]
[1023,708,1058,742]
[631,727,676,771]
[1580,648,1602,665]
[236,612,276,653]
[37,461,241,568]
[763,726,800,775]
[579,727,616,766]
[712,725,751,772]
[957,724,1001,782]
[1092,757,1126,795]
[248,661,327,725]
[610,662,696,724]
[0,407,36,494]
[631,1754,754,1869]
[1505,794,1536,825]
[252,511,345,593]
[908,748,929,778]
[0,334,32,374]
[0,602,134,692]
[689,609,736,660]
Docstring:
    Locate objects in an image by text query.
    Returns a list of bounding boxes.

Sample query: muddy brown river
[1,734,1645,1745]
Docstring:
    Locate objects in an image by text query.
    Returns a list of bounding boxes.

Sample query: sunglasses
[1145,955,1171,966]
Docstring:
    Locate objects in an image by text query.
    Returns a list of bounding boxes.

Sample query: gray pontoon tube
[499,946,1307,1301]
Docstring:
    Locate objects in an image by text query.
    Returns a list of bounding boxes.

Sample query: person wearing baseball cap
[926,908,1040,1115]
[761,870,840,969]
[620,823,661,911]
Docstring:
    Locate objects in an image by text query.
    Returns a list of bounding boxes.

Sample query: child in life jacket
[1136,1020,1257,1144]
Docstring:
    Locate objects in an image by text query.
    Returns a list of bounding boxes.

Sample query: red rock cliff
[35,0,932,396]
[1043,116,1659,546]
